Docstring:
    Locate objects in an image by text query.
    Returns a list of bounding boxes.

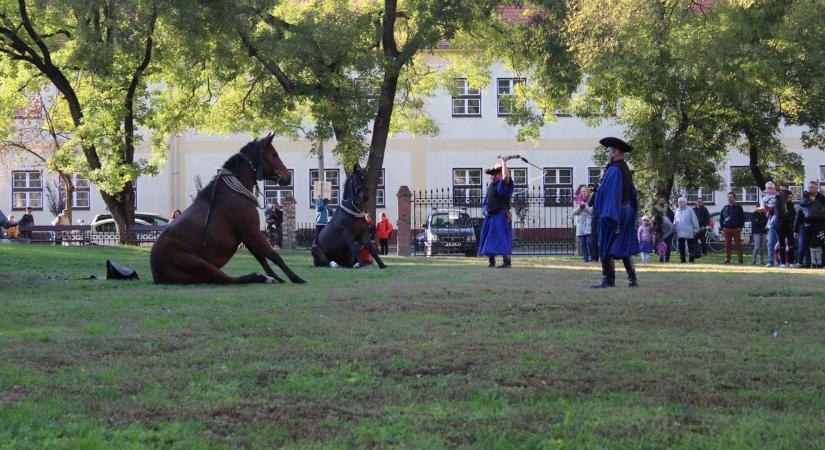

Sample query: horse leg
[311,242,331,267]
[360,237,387,269]
[243,228,306,283]
[160,254,275,284]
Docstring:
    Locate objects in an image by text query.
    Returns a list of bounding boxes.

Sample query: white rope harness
[338,203,366,218]
[218,168,263,209]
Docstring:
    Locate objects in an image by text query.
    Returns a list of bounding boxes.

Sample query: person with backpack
[794,190,825,268]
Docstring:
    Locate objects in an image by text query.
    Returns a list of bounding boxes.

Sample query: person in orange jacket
[376,212,394,255]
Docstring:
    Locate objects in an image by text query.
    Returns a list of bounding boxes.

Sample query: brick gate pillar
[396,186,412,257]
[282,197,297,250]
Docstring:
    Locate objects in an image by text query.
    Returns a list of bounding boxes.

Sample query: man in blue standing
[478,156,515,268]
[592,137,640,288]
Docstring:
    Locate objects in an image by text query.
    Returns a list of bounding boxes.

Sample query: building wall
[3,64,825,225]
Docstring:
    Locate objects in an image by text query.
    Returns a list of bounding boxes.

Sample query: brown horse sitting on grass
[150,134,305,284]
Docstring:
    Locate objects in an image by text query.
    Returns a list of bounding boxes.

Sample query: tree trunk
[365,66,400,219]
[745,131,766,189]
[59,172,74,225]
[101,182,136,245]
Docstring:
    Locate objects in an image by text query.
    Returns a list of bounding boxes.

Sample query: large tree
[0,0,185,242]
[565,0,741,203]
[170,0,578,217]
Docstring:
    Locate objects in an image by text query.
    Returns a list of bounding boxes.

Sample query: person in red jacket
[376,213,394,255]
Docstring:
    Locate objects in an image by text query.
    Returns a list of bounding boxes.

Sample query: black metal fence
[411,186,576,256]
[17,225,166,246]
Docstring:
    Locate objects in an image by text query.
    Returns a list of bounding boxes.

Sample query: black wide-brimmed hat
[599,137,633,153]
[485,162,503,175]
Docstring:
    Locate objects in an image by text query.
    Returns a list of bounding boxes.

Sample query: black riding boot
[591,257,615,288]
[488,256,496,268]
[497,256,511,268]
[622,257,638,287]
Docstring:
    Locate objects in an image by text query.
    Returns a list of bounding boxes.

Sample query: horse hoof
[379,265,388,269]
[292,277,306,284]
[330,261,340,268]
[264,276,277,284]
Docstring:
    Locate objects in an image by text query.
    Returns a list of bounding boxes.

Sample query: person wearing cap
[591,137,639,287]
[478,156,515,268]
[637,215,653,263]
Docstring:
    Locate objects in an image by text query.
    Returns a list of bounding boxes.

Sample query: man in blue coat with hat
[592,137,640,288]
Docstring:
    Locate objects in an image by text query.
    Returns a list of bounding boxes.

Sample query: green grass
[1,243,825,449]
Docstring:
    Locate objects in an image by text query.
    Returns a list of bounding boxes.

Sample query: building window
[786,184,803,201]
[60,174,91,210]
[12,170,43,210]
[376,169,386,208]
[543,167,573,206]
[309,169,340,207]
[264,169,294,205]
[729,166,759,203]
[451,78,481,117]
[453,168,482,206]
[684,187,714,204]
[588,167,604,187]
[497,78,525,116]
[819,166,825,190]
[510,167,528,199]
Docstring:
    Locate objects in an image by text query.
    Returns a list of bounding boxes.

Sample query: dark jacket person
[592,137,639,288]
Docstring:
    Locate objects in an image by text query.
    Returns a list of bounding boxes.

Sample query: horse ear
[263,133,274,145]
[352,163,360,172]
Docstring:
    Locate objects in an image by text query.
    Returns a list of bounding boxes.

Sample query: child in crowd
[573,184,587,207]
[810,231,824,269]
[637,215,653,263]
[652,212,674,263]
[751,206,768,265]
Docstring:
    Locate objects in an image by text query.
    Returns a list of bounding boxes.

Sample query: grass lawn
[1,244,825,449]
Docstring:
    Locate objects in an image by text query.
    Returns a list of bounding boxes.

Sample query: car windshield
[431,212,471,227]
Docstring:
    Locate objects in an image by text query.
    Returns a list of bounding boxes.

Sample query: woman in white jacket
[673,197,700,263]
[572,185,594,262]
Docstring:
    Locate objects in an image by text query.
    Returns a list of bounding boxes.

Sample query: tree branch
[237,26,295,94]
[123,4,158,163]
[18,0,52,65]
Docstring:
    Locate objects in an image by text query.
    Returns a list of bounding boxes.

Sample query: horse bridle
[340,176,368,218]
[202,142,276,247]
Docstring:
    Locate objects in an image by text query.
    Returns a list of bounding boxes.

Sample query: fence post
[282,197,296,250]
[396,186,412,256]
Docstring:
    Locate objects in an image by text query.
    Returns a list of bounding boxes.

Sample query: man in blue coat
[478,156,515,268]
[592,137,640,288]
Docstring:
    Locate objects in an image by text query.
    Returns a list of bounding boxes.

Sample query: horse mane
[222,140,260,174]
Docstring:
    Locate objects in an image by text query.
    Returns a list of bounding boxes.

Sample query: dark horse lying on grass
[311,164,387,269]
[150,134,305,284]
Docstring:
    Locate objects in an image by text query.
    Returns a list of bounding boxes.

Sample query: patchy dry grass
[1,244,825,449]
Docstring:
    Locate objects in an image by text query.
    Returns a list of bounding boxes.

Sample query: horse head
[346,163,369,208]
[256,133,291,186]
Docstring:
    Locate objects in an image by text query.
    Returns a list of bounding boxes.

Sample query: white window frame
[729,166,760,204]
[684,187,714,205]
[452,168,482,206]
[375,169,386,208]
[264,169,294,206]
[60,174,92,210]
[587,167,604,187]
[543,167,573,206]
[451,78,481,117]
[11,170,43,210]
[497,78,525,116]
[309,169,340,207]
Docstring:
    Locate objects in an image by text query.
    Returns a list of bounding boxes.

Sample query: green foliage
[0,0,193,197]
